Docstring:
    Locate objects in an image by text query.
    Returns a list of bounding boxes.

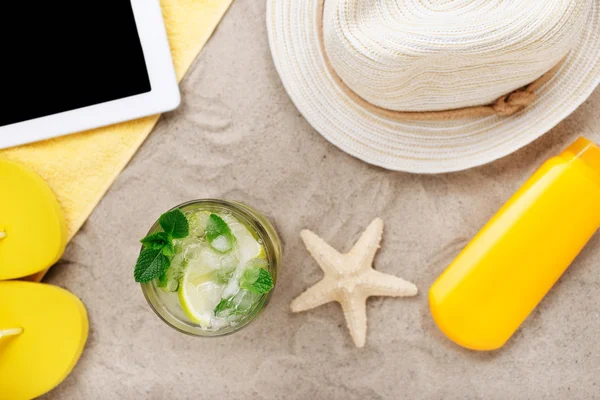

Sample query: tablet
[0,0,180,149]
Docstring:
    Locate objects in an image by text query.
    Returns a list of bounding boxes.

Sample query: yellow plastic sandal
[0,281,88,399]
[0,158,67,280]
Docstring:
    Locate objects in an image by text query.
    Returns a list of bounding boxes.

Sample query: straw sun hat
[267,1,600,173]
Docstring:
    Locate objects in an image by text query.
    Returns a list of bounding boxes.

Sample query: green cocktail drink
[136,200,281,336]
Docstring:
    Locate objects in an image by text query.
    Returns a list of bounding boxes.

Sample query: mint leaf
[135,209,191,284]
[157,269,169,288]
[161,241,175,256]
[240,268,274,294]
[140,232,170,249]
[206,214,232,241]
[206,214,235,253]
[141,231,174,256]
[214,298,234,315]
[159,209,189,239]
[214,297,248,316]
[134,248,170,283]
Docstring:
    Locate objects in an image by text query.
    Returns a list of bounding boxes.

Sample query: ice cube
[183,243,201,260]
[188,211,211,237]
[222,278,239,299]
[171,253,186,269]
[213,253,239,284]
[199,247,221,270]
[245,257,268,270]
[210,235,232,253]
[232,289,261,313]
[220,253,239,270]
[221,214,261,264]
[210,317,230,330]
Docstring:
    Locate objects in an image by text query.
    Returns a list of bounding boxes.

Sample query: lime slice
[178,264,223,327]
[257,246,267,260]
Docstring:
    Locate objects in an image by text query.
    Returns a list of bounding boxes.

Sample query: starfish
[291,218,418,347]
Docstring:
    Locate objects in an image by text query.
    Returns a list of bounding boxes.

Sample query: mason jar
[140,199,282,336]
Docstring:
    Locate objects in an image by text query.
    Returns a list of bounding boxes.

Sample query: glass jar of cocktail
[136,199,282,336]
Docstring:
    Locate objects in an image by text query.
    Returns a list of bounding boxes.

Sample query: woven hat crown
[323,0,592,112]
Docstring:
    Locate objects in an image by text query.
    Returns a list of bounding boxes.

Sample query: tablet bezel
[0,0,180,150]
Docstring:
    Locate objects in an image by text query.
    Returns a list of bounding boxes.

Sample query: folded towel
[0,0,233,281]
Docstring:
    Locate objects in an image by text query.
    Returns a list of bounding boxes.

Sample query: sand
[42,1,600,398]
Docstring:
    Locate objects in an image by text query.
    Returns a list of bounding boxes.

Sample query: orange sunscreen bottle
[429,137,600,351]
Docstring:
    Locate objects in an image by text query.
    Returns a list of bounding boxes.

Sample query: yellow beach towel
[0,0,233,281]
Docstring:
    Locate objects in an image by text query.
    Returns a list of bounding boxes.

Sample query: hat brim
[266,1,600,173]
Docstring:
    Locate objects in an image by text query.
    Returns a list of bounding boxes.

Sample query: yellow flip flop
[0,280,88,399]
[0,158,67,280]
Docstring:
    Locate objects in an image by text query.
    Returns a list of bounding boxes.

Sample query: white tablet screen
[1,2,152,127]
